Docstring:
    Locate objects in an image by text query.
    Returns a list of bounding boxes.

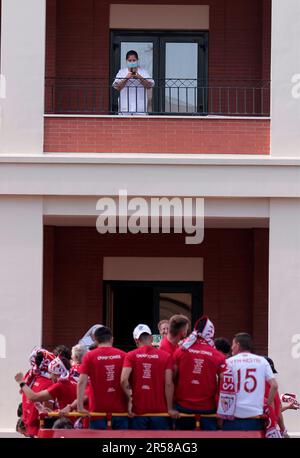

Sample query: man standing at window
[113,50,154,114]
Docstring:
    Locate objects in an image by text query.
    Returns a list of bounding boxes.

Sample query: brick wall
[46,0,270,81]
[44,117,270,154]
[43,227,269,354]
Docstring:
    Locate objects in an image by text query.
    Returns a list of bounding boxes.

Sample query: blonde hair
[71,344,87,364]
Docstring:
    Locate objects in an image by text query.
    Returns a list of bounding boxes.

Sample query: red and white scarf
[181,316,237,419]
[181,316,215,350]
[263,404,282,438]
[281,393,300,409]
[217,363,236,420]
[48,357,69,381]
[29,347,55,379]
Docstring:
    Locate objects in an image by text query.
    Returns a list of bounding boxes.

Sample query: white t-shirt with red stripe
[227,352,274,418]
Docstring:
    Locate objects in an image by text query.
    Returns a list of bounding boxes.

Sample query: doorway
[110,30,208,114]
[104,281,203,351]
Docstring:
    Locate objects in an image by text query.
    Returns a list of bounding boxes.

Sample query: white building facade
[0,0,300,434]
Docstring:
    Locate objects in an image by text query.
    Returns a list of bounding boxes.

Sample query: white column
[0,0,46,154]
[0,197,43,430]
[269,199,300,433]
[271,0,300,157]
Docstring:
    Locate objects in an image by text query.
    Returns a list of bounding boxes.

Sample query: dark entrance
[104,281,203,351]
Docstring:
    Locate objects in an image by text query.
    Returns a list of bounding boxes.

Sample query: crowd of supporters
[15,315,299,438]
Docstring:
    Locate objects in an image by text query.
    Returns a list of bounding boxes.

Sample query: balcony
[45,78,270,117]
[44,0,271,155]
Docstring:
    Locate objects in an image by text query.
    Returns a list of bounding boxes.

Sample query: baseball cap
[264,356,278,374]
[133,324,152,340]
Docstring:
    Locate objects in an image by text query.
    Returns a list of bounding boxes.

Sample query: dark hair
[53,345,71,360]
[17,403,23,418]
[214,337,231,355]
[94,326,113,344]
[16,418,26,434]
[138,332,152,343]
[60,356,71,371]
[35,351,44,368]
[195,316,208,333]
[264,356,278,374]
[169,315,190,337]
[234,333,253,352]
[126,50,138,60]
[52,418,74,429]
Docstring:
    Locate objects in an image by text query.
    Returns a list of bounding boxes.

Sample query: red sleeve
[79,352,91,375]
[47,382,62,400]
[123,351,134,368]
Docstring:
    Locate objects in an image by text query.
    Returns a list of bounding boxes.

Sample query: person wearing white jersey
[113,50,154,114]
[223,333,278,431]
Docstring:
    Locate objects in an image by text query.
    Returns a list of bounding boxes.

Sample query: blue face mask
[127,61,139,69]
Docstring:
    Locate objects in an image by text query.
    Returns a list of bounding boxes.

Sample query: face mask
[127,61,138,69]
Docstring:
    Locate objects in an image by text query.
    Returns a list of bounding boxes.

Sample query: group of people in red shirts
[15,315,298,437]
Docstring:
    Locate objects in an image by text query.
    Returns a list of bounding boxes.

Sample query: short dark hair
[214,337,231,355]
[53,345,71,360]
[169,315,190,337]
[60,356,71,371]
[234,333,253,352]
[52,418,74,429]
[126,50,138,60]
[94,326,113,344]
[138,332,152,343]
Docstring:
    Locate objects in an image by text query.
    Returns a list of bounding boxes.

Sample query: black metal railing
[45,78,270,116]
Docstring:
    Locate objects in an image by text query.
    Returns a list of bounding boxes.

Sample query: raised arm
[113,71,133,92]
[15,372,52,402]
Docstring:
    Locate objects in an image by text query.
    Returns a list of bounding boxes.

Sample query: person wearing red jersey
[69,344,87,382]
[173,316,227,430]
[158,320,169,338]
[159,315,190,356]
[77,326,128,430]
[15,356,77,418]
[18,348,55,437]
[223,333,279,433]
[121,324,176,430]
[263,356,289,438]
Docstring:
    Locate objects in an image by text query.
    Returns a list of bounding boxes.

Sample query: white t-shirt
[113,67,154,114]
[227,352,274,418]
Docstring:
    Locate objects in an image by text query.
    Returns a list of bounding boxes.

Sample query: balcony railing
[45,78,270,117]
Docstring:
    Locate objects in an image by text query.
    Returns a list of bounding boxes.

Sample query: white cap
[133,324,152,340]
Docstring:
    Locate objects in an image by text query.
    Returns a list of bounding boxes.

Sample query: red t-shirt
[123,345,173,414]
[159,336,178,356]
[23,375,53,436]
[265,382,281,422]
[47,379,77,410]
[80,346,127,413]
[173,340,226,411]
